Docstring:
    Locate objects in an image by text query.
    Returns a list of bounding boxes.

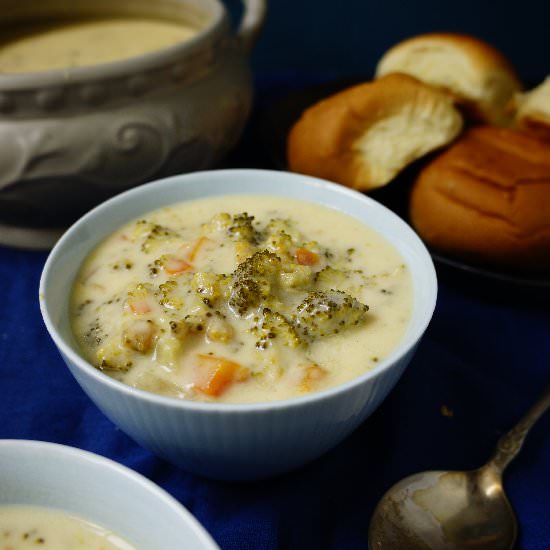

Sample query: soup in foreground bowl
[71,196,412,403]
[0,506,136,549]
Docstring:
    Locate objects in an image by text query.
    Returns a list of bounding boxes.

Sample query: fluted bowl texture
[39,169,437,481]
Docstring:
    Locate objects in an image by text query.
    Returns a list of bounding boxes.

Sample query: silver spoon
[368,386,550,550]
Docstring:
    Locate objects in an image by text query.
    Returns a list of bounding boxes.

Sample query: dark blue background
[234,0,550,83]
[2,1,550,549]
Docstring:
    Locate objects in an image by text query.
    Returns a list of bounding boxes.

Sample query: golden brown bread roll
[375,33,522,125]
[410,127,550,270]
[512,77,550,141]
[287,73,463,191]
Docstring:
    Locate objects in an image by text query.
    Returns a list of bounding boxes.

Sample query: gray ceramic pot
[0,0,266,248]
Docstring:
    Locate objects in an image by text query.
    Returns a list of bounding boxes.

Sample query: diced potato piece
[133,372,187,399]
[235,240,257,263]
[184,312,208,334]
[158,277,193,311]
[155,334,182,367]
[127,283,155,315]
[201,212,232,235]
[123,320,156,353]
[192,272,222,300]
[96,339,133,372]
[132,219,154,240]
[279,263,313,289]
[206,316,233,343]
[169,319,189,340]
[194,354,249,397]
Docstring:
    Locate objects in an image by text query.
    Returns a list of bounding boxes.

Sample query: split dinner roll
[410,126,550,270]
[376,33,521,125]
[513,77,550,141]
[287,73,463,191]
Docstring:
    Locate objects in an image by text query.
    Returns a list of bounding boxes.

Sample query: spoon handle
[488,385,550,474]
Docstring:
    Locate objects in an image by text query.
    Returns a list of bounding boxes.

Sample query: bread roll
[287,73,463,191]
[410,127,550,270]
[512,77,550,141]
[376,33,521,125]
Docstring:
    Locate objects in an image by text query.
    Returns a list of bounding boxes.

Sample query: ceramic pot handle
[238,0,267,52]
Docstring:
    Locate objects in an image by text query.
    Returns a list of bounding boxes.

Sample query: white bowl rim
[39,168,437,414]
[0,439,219,549]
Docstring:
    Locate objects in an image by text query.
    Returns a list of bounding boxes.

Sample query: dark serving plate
[254,78,550,293]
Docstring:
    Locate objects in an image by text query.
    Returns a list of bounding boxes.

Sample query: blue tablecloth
[1,88,550,549]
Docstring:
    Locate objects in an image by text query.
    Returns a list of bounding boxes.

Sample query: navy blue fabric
[1,80,550,549]
[2,240,550,550]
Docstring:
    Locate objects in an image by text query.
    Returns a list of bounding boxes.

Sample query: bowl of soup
[0,439,219,549]
[40,169,437,480]
[0,0,265,248]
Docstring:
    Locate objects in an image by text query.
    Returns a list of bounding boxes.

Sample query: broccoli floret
[264,229,293,258]
[157,276,193,310]
[264,219,300,253]
[134,222,179,253]
[228,212,260,243]
[229,277,261,316]
[265,218,297,239]
[314,266,349,289]
[228,250,282,316]
[294,290,369,341]
[253,307,302,349]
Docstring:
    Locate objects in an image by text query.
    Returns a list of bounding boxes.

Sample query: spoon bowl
[369,386,550,550]
[368,466,516,550]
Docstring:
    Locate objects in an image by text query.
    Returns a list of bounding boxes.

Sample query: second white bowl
[0,440,218,549]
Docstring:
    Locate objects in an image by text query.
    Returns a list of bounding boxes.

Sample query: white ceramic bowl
[0,439,219,549]
[40,169,437,481]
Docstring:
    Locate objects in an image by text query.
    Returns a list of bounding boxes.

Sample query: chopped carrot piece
[179,237,210,262]
[299,364,327,392]
[164,257,192,275]
[188,236,209,262]
[129,299,151,315]
[295,248,320,266]
[194,354,247,397]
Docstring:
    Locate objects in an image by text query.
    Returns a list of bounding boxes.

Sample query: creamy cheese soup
[0,506,136,549]
[71,196,412,403]
[0,17,199,73]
